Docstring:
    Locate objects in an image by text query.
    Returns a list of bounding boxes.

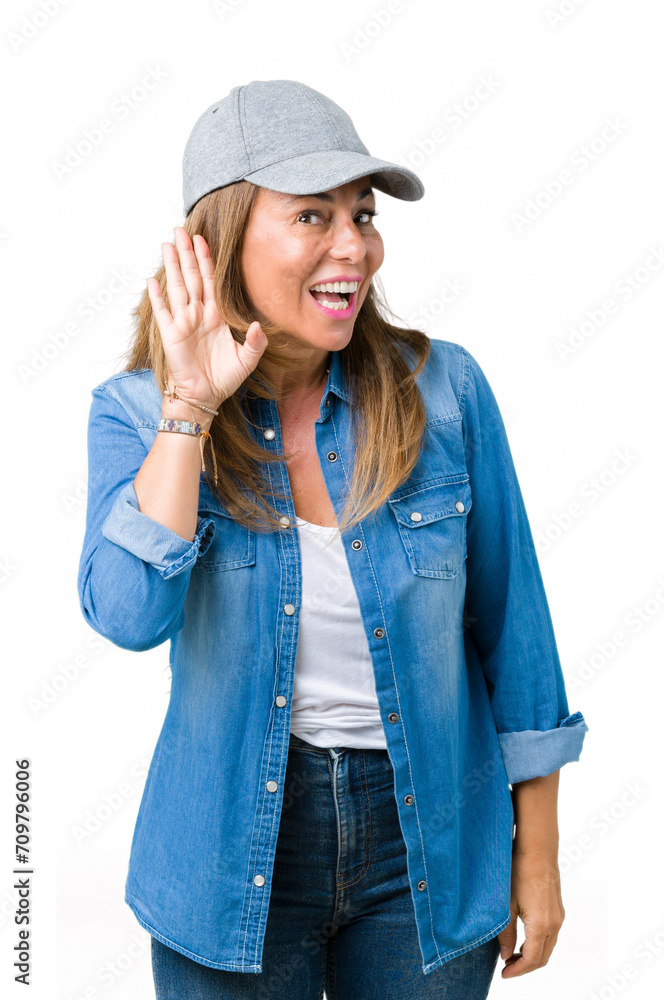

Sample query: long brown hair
[117,181,431,534]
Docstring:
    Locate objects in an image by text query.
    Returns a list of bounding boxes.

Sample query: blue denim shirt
[77,337,588,977]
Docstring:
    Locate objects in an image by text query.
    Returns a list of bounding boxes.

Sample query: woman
[78,80,588,999]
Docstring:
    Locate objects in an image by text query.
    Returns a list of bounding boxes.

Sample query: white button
[455,501,465,513]
[253,874,266,886]
[284,604,295,616]
[275,695,287,707]
[266,780,278,792]
[279,516,290,527]
[410,511,422,522]
[263,428,276,440]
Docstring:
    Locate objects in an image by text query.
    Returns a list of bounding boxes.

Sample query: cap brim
[243,149,424,202]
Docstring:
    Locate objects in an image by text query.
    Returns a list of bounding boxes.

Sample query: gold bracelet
[163,385,219,416]
[161,383,219,485]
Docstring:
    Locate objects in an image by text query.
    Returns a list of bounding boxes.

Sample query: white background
[2,0,663,998]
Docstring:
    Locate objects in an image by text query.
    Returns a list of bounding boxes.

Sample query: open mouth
[308,280,361,317]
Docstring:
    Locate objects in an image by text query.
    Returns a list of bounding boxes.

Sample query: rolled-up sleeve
[459,346,589,784]
[101,479,215,581]
[77,384,215,651]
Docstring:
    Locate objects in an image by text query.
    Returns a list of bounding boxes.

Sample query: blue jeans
[150,731,500,999]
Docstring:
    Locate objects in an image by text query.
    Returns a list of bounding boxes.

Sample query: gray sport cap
[182,78,424,217]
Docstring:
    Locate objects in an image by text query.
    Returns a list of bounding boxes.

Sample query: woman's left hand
[496,848,565,977]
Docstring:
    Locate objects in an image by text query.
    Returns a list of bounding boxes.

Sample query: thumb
[497,912,518,960]
[240,321,267,360]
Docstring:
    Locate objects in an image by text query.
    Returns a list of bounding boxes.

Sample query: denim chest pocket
[388,476,472,579]
[195,495,256,573]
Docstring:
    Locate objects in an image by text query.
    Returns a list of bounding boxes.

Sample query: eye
[296,209,379,225]
[296,210,323,224]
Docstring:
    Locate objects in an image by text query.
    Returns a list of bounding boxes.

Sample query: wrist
[512,835,559,858]
[161,400,214,433]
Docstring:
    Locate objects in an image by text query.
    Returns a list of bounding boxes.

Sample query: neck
[262,350,331,400]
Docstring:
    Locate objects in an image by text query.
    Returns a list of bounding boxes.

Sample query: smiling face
[239,176,384,366]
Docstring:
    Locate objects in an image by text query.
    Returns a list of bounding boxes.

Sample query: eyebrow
[283,186,375,205]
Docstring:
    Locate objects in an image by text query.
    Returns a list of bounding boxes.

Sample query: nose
[328,214,367,261]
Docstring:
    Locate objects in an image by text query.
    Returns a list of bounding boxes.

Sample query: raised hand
[147,226,267,409]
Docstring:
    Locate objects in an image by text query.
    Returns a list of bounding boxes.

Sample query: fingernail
[500,946,510,958]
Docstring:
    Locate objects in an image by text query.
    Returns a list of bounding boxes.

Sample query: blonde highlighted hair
[117,181,431,534]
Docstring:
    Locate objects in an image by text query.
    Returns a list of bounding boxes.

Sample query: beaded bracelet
[160,383,220,484]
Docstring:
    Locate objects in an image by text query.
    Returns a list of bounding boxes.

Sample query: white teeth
[317,297,349,310]
[309,280,359,293]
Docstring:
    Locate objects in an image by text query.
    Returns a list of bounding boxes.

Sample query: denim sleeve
[77,384,216,652]
[459,347,588,784]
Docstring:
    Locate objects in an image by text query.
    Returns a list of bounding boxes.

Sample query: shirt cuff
[101,480,216,581]
[497,711,589,784]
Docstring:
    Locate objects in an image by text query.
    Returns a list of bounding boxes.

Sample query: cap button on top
[455,501,465,513]
[263,428,276,440]
[410,511,422,522]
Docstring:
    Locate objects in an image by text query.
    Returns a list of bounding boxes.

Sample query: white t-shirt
[289,517,388,749]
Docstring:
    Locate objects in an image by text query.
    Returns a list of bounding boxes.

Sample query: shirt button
[266,780,278,792]
[275,695,287,707]
[417,880,427,891]
[455,501,465,513]
[279,516,290,528]
[388,712,399,723]
[253,875,266,886]
[351,539,362,550]
[404,794,414,805]
[284,604,296,615]
[325,399,330,407]
[327,451,338,462]
[263,428,276,440]
[410,511,423,522]
[373,627,385,639]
